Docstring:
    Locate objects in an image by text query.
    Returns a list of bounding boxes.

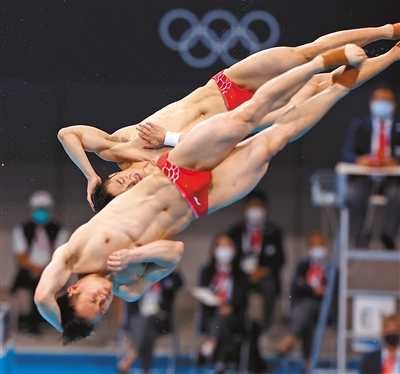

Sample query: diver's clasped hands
[107,249,166,283]
[136,122,167,149]
[106,249,136,271]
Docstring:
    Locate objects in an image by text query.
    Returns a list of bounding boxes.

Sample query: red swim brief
[156,152,211,218]
[211,70,254,111]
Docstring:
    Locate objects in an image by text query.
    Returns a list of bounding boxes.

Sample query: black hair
[92,180,115,212]
[245,189,269,208]
[370,82,398,99]
[56,293,95,345]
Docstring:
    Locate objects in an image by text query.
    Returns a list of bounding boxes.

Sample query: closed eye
[127,181,137,190]
[93,297,105,313]
[116,180,127,191]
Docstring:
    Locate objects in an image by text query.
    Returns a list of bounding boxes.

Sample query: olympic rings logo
[159,9,280,69]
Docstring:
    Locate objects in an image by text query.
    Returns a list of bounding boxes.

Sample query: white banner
[352,295,396,352]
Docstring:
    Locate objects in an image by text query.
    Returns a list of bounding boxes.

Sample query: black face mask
[384,333,400,347]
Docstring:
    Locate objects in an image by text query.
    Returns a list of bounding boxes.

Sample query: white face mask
[245,208,266,225]
[370,100,394,118]
[309,246,328,261]
[214,246,235,264]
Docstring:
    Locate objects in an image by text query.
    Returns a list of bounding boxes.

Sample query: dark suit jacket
[125,271,183,332]
[291,259,326,302]
[198,264,249,333]
[227,220,285,294]
[359,349,381,374]
[341,115,400,163]
[290,258,338,325]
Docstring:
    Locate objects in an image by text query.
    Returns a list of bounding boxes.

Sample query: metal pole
[337,206,349,373]
[336,170,349,373]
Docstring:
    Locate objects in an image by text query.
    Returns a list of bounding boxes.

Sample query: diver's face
[68,275,113,323]
[106,168,146,197]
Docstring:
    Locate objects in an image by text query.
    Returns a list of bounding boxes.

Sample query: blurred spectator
[341,84,400,249]
[195,234,250,374]
[359,312,400,374]
[10,190,69,334]
[117,269,183,374]
[227,190,285,332]
[277,231,335,373]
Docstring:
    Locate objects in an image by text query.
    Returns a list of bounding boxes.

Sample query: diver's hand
[137,122,167,149]
[87,175,102,211]
[107,249,133,271]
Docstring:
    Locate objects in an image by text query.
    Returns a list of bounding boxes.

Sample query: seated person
[227,190,285,333]
[195,234,250,374]
[359,312,400,374]
[117,269,183,374]
[277,231,336,373]
[10,190,69,334]
[340,84,400,249]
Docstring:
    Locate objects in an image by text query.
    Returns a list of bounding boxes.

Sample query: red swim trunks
[156,152,211,218]
[211,70,254,111]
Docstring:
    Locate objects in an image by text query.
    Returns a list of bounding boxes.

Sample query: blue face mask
[370,100,394,118]
[31,208,51,225]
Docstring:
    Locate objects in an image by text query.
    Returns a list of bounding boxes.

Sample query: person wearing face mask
[195,234,250,374]
[359,313,400,374]
[341,84,400,249]
[277,231,335,373]
[10,190,70,334]
[227,190,285,334]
